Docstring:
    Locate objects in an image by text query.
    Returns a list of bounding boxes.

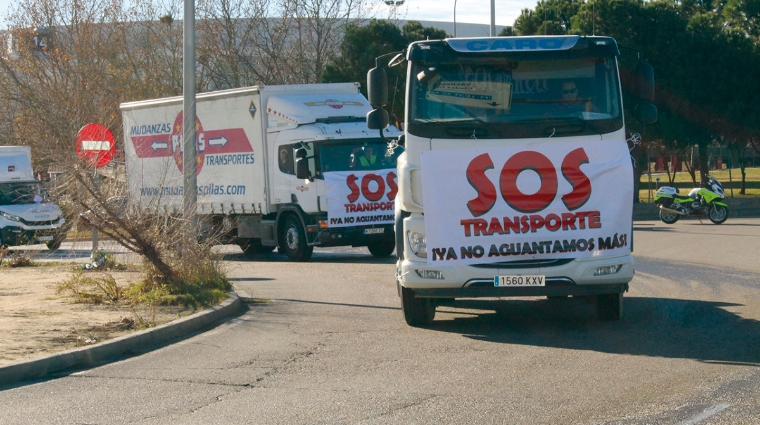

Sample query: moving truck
[366,36,658,325]
[122,83,402,261]
[0,146,66,250]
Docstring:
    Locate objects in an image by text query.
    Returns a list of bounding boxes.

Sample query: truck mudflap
[411,280,628,299]
[307,223,395,248]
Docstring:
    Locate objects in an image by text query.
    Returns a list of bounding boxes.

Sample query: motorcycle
[653,174,729,225]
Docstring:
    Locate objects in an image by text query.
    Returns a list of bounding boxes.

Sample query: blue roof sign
[447,36,580,53]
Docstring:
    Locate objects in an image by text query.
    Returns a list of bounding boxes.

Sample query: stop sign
[76,123,116,168]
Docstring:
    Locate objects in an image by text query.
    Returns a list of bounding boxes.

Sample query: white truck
[122,83,402,261]
[0,146,67,250]
[366,35,658,325]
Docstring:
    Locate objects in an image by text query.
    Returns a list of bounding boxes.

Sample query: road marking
[678,404,729,425]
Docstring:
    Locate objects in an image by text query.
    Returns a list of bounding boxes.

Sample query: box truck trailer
[122,83,402,261]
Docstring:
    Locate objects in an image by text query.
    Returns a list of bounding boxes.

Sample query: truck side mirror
[367,66,388,108]
[366,108,389,130]
[634,61,655,101]
[635,102,658,125]
[295,148,311,180]
[296,157,310,180]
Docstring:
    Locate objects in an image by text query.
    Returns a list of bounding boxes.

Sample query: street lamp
[384,0,404,21]
[454,0,457,38]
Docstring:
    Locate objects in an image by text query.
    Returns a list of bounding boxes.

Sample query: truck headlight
[0,211,21,222]
[407,231,426,258]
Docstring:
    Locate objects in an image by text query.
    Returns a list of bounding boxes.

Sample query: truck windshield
[316,140,403,176]
[0,181,50,205]
[408,54,623,139]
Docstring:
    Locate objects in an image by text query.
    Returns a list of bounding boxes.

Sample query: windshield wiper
[445,126,493,138]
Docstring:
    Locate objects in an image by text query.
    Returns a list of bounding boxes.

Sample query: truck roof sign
[446,36,580,53]
[266,93,370,128]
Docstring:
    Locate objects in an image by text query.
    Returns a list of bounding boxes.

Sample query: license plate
[37,236,54,242]
[494,275,546,287]
[363,228,384,235]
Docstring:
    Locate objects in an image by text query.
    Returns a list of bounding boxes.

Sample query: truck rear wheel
[367,240,395,257]
[400,284,435,326]
[596,292,623,321]
[281,215,313,262]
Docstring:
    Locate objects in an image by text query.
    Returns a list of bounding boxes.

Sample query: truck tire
[367,240,395,257]
[596,292,623,321]
[281,215,313,262]
[400,284,435,326]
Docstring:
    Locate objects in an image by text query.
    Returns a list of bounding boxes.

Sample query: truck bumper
[1,225,65,246]
[308,224,395,247]
[397,213,633,298]
[398,255,633,297]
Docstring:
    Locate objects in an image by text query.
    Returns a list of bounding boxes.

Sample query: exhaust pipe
[659,205,686,216]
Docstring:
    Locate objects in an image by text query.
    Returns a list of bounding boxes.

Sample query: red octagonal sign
[76,123,116,168]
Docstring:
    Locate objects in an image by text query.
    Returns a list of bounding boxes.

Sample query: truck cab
[367,36,657,325]
[267,121,402,260]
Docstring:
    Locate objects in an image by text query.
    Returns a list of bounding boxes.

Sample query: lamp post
[491,0,495,36]
[453,0,457,38]
[384,0,404,21]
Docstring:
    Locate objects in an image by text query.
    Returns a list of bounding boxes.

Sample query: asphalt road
[1,219,760,424]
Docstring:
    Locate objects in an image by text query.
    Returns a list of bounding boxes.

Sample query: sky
[0,0,537,29]
[390,0,535,28]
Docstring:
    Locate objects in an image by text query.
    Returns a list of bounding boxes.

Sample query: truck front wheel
[400,284,435,326]
[367,240,395,257]
[281,215,313,262]
[596,292,623,321]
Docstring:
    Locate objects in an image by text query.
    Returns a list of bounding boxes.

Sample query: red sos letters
[346,171,398,203]
[467,148,591,215]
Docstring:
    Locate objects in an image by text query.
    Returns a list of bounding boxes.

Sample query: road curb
[0,291,244,387]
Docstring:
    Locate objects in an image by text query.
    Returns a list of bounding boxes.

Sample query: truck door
[272,140,318,212]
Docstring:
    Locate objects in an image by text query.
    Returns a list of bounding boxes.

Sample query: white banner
[324,169,397,228]
[420,139,633,266]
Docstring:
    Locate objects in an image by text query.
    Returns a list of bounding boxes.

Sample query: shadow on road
[222,251,397,265]
[426,296,760,366]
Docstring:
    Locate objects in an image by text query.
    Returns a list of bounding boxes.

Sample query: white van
[0,146,66,250]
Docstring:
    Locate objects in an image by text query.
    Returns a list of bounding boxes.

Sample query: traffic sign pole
[183,0,198,250]
[76,123,115,257]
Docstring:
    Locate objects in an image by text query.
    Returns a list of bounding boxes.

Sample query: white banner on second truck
[324,169,397,228]
[420,139,633,267]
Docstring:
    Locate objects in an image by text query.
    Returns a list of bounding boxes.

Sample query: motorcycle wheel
[708,204,728,224]
[659,209,680,224]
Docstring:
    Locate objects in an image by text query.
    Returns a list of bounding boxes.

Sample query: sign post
[76,123,116,255]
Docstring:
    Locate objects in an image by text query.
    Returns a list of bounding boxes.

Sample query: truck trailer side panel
[122,88,268,215]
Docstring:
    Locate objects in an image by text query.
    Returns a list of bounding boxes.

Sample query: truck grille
[471,258,574,269]
[20,218,60,226]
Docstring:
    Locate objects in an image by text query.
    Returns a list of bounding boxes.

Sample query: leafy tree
[321,20,447,122]
[514,0,584,35]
